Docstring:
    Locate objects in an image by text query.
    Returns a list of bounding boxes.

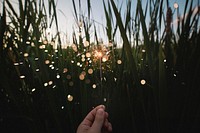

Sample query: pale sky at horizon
[55,0,198,45]
[1,0,199,47]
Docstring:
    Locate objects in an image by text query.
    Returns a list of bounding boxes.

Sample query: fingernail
[100,105,105,110]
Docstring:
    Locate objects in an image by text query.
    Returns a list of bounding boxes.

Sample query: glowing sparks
[95,50,103,58]
[102,56,108,62]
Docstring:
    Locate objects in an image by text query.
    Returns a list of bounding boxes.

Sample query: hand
[76,105,112,133]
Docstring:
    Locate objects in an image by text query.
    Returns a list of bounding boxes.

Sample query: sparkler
[92,45,110,104]
[94,50,103,100]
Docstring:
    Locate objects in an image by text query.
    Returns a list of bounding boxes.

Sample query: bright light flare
[94,50,103,58]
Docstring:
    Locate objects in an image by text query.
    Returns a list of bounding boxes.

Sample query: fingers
[106,122,112,132]
[103,118,112,132]
[91,108,105,130]
[81,105,105,127]
[91,106,112,132]
[77,105,112,133]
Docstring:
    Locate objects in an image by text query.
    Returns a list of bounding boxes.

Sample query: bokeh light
[86,52,91,58]
[20,75,25,79]
[79,74,85,80]
[56,75,60,79]
[24,53,29,57]
[88,68,93,74]
[45,60,50,64]
[44,82,48,87]
[69,81,74,86]
[84,41,89,47]
[48,81,53,85]
[174,2,179,9]
[140,79,146,85]
[63,68,68,73]
[66,75,72,79]
[67,95,73,102]
[92,84,96,89]
[117,60,122,64]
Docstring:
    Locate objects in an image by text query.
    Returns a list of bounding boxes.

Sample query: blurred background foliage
[0,0,200,133]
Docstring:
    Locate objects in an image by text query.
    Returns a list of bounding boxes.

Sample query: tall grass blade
[0,1,6,58]
[72,0,78,23]
[87,0,91,19]
[102,0,112,41]
[110,0,138,80]
[109,0,141,132]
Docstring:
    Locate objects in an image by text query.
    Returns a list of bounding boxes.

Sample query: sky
[1,0,199,46]
[54,0,198,45]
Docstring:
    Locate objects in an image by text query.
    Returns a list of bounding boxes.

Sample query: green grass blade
[102,0,112,41]
[87,0,91,19]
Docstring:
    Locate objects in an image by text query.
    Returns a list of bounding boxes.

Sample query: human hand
[76,105,112,133]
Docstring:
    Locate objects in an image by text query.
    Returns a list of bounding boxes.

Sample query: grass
[0,0,200,133]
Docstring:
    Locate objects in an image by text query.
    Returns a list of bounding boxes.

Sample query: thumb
[91,108,105,131]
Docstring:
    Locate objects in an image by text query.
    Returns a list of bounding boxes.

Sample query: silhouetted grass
[1,0,200,133]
